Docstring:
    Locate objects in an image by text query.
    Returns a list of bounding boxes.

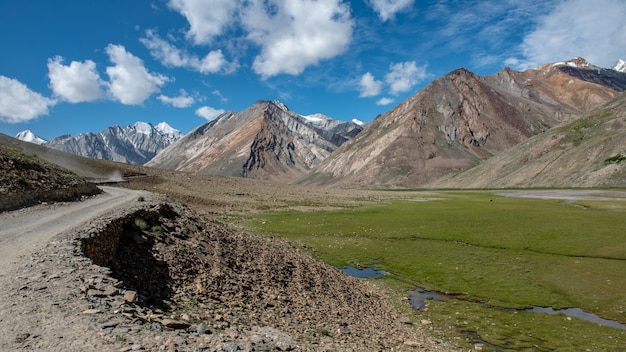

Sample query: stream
[337,266,626,330]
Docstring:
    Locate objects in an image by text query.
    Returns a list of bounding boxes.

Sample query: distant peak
[351,118,365,126]
[550,57,593,69]
[155,121,182,137]
[612,59,626,73]
[133,121,154,135]
[15,130,47,145]
[272,100,289,112]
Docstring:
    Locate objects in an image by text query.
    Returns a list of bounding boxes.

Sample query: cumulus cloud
[243,0,354,78]
[167,0,354,78]
[367,0,415,21]
[507,0,626,69]
[167,0,237,44]
[157,89,195,108]
[195,105,225,121]
[47,56,104,103]
[358,72,383,97]
[140,30,232,74]
[105,44,170,105]
[376,97,394,106]
[385,61,429,94]
[0,76,56,123]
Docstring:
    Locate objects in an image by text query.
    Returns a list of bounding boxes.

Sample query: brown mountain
[301,58,626,188]
[427,93,626,188]
[146,100,363,181]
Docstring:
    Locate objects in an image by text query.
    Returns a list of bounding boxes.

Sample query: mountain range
[146,100,363,181]
[302,57,626,187]
[13,57,626,188]
[16,122,182,165]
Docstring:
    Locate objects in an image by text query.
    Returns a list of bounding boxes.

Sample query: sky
[1,0,625,140]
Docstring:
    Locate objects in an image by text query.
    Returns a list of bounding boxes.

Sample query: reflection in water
[336,265,388,278]
[525,307,626,330]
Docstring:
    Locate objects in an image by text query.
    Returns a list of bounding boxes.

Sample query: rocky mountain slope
[18,122,182,165]
[427,93,626,188]
[0,133,100,211]
[301,58,626,188]
[146,100,363,181]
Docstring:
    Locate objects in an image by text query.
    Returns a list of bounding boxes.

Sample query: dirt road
[0,186,146,270]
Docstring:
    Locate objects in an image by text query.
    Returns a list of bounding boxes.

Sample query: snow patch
[155,122,182,138]
[133,121,153,136]
[612,59,626,73]
[351,118,365,126]
[15,130,47,145]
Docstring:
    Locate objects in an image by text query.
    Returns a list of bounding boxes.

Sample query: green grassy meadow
[243,191,626,351]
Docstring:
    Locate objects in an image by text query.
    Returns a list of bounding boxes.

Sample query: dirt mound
[78,201,447,351]
[0,140,100,211]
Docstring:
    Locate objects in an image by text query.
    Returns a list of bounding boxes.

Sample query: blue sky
[1,0,625,139]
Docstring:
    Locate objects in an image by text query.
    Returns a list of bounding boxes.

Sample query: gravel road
[0,186,152,351]
[0,186,147,270]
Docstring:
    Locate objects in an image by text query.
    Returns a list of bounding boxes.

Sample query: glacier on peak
[612,59,626,73]
[155,121,183,138]
[15,130,47,145]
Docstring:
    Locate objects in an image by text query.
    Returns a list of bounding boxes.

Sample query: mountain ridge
[16,121,182,165]
[146,100,363,181]
[300,58,626,188]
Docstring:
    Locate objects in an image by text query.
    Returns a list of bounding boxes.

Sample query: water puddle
[407,286,449,310]
[522,307,626,330]
[406,286,626,330]
[335,265,388,278]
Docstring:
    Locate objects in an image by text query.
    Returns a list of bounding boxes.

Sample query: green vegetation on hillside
[243,191,626,351]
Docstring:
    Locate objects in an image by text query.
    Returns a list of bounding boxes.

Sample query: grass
[242,191,626,351]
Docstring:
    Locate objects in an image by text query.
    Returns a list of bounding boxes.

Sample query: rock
[404,340,421,347]
[420,319,432,325]
[82,308,102,314]
[161,319,191,330]
[196,322,207,334]
[398,316,413,325]
[99,321,119,329]
[123,290,137,303]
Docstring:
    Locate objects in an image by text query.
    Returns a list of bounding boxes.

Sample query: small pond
[335,265,388,278]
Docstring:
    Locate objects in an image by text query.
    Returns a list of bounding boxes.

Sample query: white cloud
[367,0,415,21]
[158,89,195,108]
[167,0,237,44]
[140,30,232,74]
[105,44,170,105]
[195,105,225,121]
[167,0,354,78]
[242,0,354,78]
[358,72,383,97]
[376,97,394,106]
[508,0,626,69]
[0,76,56,123]
[385,61,428,94]
[47,56,104,103]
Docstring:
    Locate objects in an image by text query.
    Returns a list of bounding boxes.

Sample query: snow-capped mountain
[613,59,626,73]
[42,121,182,165]
[15,130,47,145]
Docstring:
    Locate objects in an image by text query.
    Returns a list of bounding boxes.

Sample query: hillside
[0,133,100,211]
[147,100,362,181]
[301,58,626,188]
[427,94,626,188]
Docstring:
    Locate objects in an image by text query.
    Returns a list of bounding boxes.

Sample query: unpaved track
[0,186,146,270]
